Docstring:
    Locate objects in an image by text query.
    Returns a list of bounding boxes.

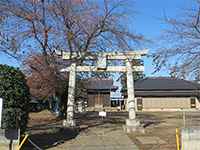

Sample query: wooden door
[95,93,103,108]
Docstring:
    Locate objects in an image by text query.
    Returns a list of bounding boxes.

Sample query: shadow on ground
[137,113,165,128]
[22,127,79,150]
[23,111,128,149]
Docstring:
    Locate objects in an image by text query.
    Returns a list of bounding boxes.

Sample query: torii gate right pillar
[124,60,140,133]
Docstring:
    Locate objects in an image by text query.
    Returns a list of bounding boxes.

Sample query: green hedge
[0,64,30,133]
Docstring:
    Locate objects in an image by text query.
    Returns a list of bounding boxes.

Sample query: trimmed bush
[0,64,30,133]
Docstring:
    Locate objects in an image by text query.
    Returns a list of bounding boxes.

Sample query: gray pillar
[64,63,76,127]
[124,60,140,132]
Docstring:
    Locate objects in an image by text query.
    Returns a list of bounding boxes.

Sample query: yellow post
[176,128,180,150]
[17,134,28,150]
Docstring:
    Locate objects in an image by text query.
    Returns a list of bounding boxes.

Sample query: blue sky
[0,0,196,76]
[133,0,195,76]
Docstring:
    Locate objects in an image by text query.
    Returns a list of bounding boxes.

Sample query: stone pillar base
[62,119,76,127]
[123,119,144,133]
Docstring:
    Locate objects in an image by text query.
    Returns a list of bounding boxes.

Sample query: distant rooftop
[135,77,200,91]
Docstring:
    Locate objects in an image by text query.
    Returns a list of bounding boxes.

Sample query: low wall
[181,128,200,150]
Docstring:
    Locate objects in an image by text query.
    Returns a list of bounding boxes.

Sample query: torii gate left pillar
[63,63,76,127]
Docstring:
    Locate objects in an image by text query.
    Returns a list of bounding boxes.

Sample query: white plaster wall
[136,97,200,111]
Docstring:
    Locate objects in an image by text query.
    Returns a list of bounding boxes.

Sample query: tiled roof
[134,77,200,97]
[135,77,200,90]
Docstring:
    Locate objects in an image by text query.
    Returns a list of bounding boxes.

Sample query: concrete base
[126,119,140,127]
[62,119,76,127]
[123,119,144,133]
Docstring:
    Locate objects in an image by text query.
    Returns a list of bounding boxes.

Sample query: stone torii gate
[57,50,148,132]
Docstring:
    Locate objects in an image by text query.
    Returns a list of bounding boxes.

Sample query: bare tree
[24,53,66,99]
[24,53,89,117]
[0,0,144,118]
[24,53,70,116]
[0,0,143,63]
[153,1,200,79]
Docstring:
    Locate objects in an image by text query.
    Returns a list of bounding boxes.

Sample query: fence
[181,128,200,150]
[178,111,200,150]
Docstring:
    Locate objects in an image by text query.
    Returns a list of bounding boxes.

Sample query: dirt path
[49,123,139,150]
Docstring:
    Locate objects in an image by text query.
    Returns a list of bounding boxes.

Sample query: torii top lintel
[56,49,148,60]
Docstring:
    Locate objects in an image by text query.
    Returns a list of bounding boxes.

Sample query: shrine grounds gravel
[22,110,200,150]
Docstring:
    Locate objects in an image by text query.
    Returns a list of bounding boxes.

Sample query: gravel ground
[22,110,200,150]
